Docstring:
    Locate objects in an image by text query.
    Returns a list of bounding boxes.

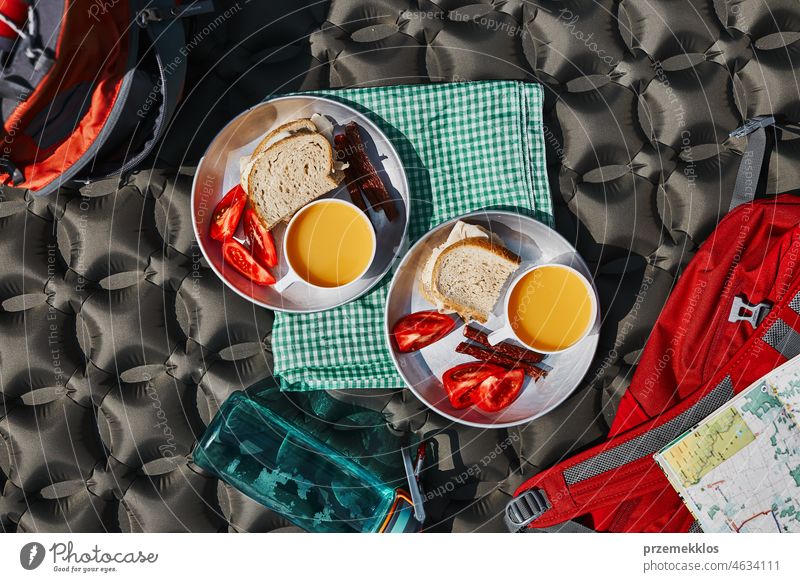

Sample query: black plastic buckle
[0,158,24,185]
[137,0,215,27]
[505,489,550,532]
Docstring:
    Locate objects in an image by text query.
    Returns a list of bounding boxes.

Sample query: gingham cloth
[273,81,553,391]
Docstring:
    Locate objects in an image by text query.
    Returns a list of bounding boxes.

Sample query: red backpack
[0,0,213,195]
[506,118,800,532]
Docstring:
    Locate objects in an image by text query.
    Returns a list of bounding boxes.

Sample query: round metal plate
[192,95,410,313]
[385,210,600,428]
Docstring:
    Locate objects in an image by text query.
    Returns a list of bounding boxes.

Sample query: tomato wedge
[222,239,276,285]
[209,184,247,241]
[476,368,525,412]
[391,311,456,352]
[442,362,506,409]
[243,208,278,268]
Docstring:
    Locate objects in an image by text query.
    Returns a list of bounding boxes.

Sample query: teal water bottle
[193,390,423,533]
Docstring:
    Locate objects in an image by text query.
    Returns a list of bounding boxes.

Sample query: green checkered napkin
[273,81,553,391]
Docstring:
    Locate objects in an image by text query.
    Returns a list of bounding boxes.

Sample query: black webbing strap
[729,116,776,211]
[0,76,31,100]
[727,116,800,210]
[526,521,595,533]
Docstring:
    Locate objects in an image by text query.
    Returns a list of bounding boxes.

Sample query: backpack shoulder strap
[136,1,215,132]
[109,0,214,172]
[728,116,775,211]
[128,0,215,168]
[728,115,800,211]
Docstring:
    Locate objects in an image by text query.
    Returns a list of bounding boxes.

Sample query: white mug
[273,198,377,292]
[487,264,597,354]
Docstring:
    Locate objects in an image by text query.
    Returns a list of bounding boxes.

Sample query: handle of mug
[273,269,301,293]
[487,325,515,346]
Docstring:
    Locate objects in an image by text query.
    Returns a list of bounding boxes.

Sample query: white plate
[385,211,600,428]
[192,95,410,312]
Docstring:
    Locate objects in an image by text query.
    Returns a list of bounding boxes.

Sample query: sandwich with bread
[240,116,344,229]
[420,221,520,323]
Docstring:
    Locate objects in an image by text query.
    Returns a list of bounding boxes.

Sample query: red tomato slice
[222,239,276,286]
[243,208,278,268]
[442,362,506,409]
[209,185,247,241]
[476,368,525,412]
[391,311,456,352]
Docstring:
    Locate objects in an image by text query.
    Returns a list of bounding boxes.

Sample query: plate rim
[384,209,600,429]
[191,94,411,314]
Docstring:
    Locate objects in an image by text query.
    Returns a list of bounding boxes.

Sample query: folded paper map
[654,355,800,532]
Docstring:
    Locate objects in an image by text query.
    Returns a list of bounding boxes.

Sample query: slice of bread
[418,221,500,310]
[240,119,318,194]
[252,118,317,157]
[431,237,521,323]
[245,127,343,229]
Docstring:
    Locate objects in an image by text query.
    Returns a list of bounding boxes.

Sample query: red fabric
[612,199,799,428]
[0,0,130,191]
[0,0,27,40]
[515,195,800,532]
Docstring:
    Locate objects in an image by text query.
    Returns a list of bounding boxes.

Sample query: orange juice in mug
[273,199,376,291]
[488,264,596,353]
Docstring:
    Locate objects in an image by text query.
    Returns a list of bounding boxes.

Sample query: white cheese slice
[311,113,334,142]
